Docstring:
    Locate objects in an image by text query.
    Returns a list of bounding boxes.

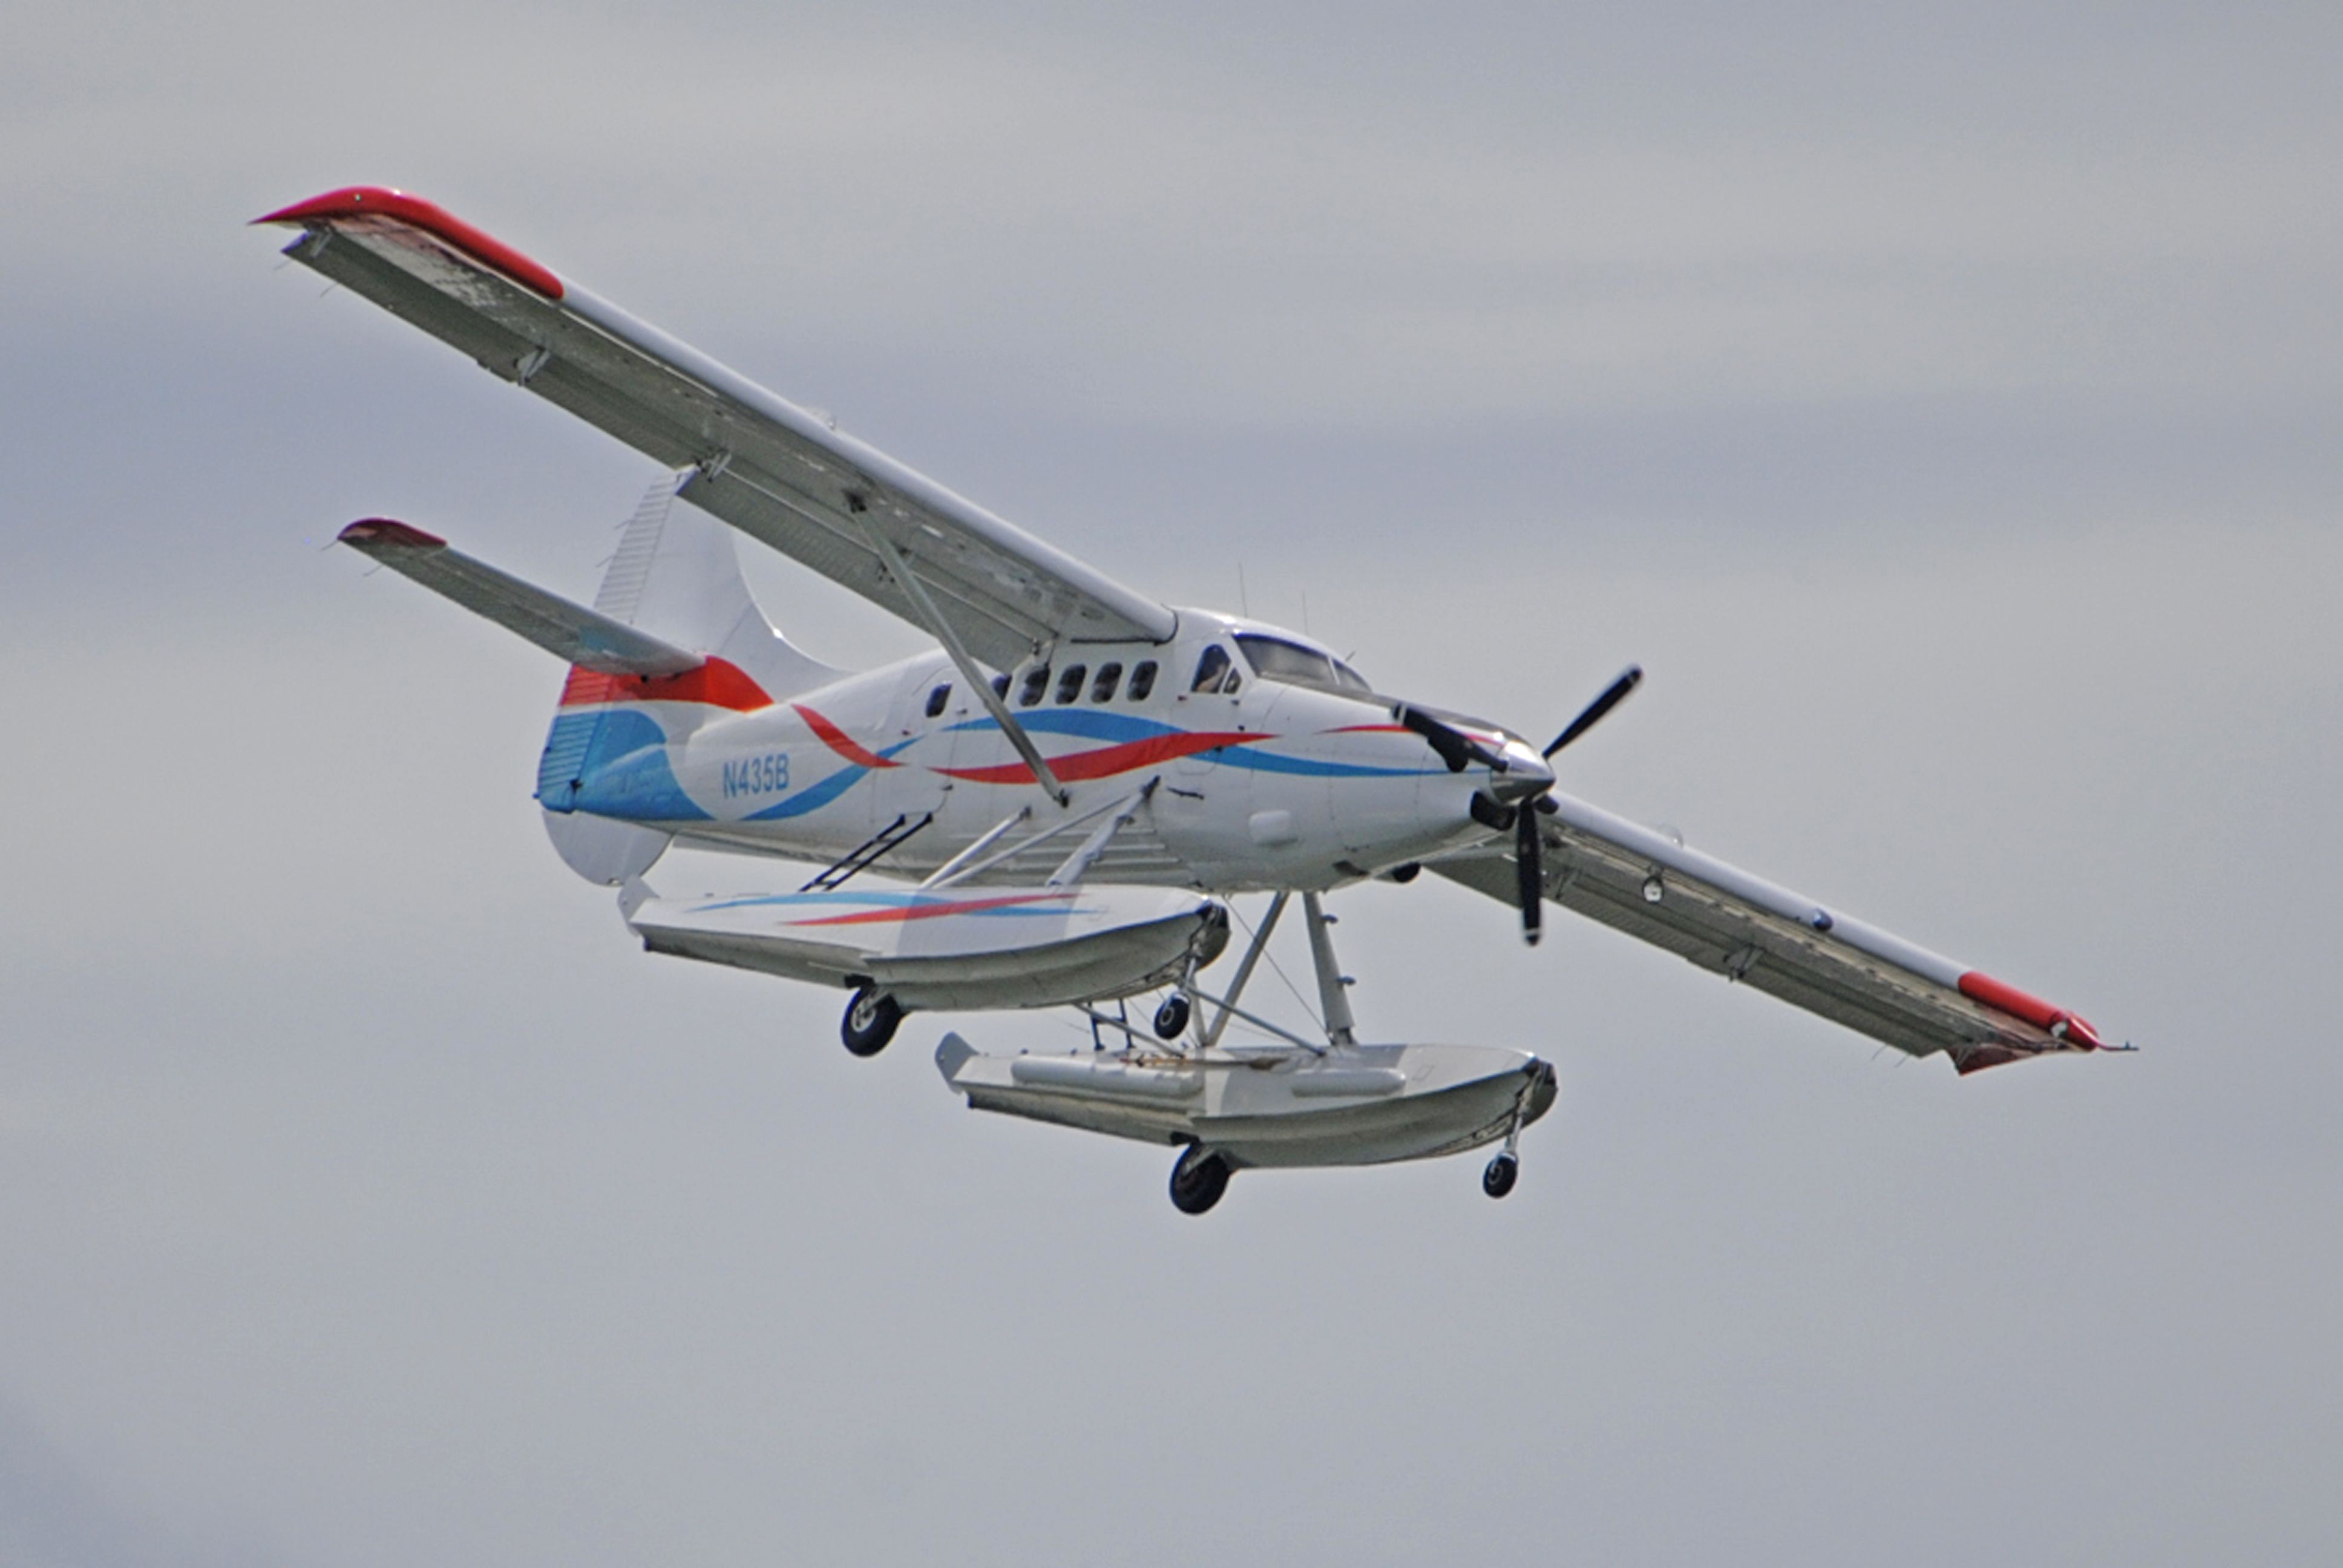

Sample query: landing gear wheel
[1482,1151,1519,1200]
[1168,1146,1231,1215]
[1152,994,1191,1040]
[841,986,902,1057]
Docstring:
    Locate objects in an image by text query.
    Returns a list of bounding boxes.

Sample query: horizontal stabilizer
[338,519,702,678]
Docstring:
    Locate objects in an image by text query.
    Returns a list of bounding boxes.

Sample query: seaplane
[260,186,2123,1215]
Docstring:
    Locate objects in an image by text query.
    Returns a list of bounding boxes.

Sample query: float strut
[1300,892,1357,1047]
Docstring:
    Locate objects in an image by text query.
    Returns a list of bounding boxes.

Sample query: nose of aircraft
[1487,737,1556,802]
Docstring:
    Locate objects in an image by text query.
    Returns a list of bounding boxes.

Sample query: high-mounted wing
[260,188,1178,671]
[1433,792,2112,1074]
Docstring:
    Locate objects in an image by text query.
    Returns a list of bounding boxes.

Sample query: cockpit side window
[1233,632,1355,691]
[1227,633,1375,694]
[1190,645,1233,694]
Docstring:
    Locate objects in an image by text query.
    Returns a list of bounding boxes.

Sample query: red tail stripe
[559,656,772,712]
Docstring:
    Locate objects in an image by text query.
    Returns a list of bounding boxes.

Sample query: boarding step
[801,812,934,892]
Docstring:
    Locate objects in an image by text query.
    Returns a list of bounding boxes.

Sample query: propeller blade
[1515,796,1544,945]
[1397,705,1509,774]
[1542,665,1643,759]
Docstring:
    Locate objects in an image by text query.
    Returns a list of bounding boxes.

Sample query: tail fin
[537,474,844,883]
[588,473,840,701]
[338,474,842,886]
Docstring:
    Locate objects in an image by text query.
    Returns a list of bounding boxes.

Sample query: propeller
[1510,665,1643,946]
[1542,665,1642,759]
[1396,704,1510,774]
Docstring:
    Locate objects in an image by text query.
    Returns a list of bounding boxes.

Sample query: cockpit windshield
[1232,633,1373,694]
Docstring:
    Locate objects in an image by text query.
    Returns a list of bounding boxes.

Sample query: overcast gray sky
[4,4,2339,1564]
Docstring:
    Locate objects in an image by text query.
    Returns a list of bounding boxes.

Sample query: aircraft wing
[261,188,1178,671]
[1431,792,2111,1074]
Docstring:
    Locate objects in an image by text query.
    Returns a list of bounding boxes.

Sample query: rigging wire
[1225,896,1323,1035]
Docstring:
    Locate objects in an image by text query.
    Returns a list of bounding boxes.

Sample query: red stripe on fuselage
[559,657,771,711]
[787,892,1078,927]
[938,730,1259,786]
[793,704,900,769]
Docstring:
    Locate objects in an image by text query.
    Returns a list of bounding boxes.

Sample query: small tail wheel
[1153,993,1191,1040]
[1169,1146,1231,1215]
[1481,1151,1519,1199]
[841,985,902,1057]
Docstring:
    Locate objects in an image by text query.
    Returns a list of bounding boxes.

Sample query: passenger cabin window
[1190,645,1237,694]
[1055,664,1087,704]
[1232,633,1372,694]
[991,673,1011,700]
[1127,661,1158,701]
[1018,665,1050,707]
[925,682,952,717]
[1090,662,1123,702]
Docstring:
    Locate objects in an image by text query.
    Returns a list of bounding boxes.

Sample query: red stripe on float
[786,892,1076,927]
[559,656,771,712]
[254,186,565,300]
[1958,971,2103,1049]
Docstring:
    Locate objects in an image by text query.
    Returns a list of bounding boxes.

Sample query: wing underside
[1433,793,2108,1074]
[263,188,1176,671]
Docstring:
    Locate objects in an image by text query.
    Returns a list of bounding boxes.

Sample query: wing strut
[918,807,1032,889]
[927,786,1150,890]
[1046,780,1156,887]
[848,500,1070,806]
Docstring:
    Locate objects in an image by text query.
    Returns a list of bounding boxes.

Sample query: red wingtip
[254,186,564,299]
[338,518,447,549]
[1958,970,2104,1051]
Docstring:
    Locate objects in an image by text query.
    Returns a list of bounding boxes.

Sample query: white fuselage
[555,608,1550,892]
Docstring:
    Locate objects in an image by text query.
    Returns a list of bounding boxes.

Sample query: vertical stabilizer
[594,472,842,701]
[540,473,845,884]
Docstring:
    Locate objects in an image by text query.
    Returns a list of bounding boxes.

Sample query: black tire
[841,987,902,1057]
[1153,994,1191,1040]
[1168,1146,1231,1215]
[1482,1151,1519,1200]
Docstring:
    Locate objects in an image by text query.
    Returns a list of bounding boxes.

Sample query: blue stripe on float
[687,891,1093,916]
